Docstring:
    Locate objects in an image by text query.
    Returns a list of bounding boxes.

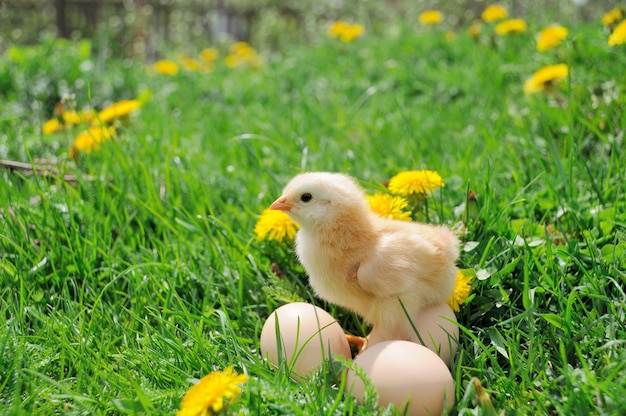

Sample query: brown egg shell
[346,340,455,416]
[260,302,351,379]
[367,303,459,365]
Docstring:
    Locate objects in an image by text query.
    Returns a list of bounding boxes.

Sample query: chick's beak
[270,196,293,212]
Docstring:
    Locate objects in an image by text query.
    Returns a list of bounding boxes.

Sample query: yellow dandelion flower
[340,24,365,42]
[445,31,457,42]
[468,21,482,39]
[608,20,626,46]
[523,64,568,95]
[495,18,527,35]
[388,170,445,196]
[232,42,254,56]
[61,111,81,125]
[602,7,624,27]
[225,54,242,68]
[481,5,508,22]
[42,109,95,134]
[200,47,219,62]
[327,21,364,42]
[96,100,141,124]
[81,109,97,124]
[70,125,115,158]
[447,269,473,312]
[153,59,179,75]
[225,42,263,68]
[367,193,412,221]
[418,10,444,25]
[177,366,248,416]
[42,118,61,135]
[328,21,349,37]
[199,61,216,73]
[63,109,96,125]
[178,53,200,72]
[536,25,568,52]
[254,209,300,243]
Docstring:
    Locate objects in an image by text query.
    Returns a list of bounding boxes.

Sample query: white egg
[346,340,455,416]
[260,302,351,378]
[367,303,459,365]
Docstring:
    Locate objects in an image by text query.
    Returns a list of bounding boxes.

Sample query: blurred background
[0,0,620,57]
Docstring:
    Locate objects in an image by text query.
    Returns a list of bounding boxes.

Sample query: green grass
[1,12,625,416]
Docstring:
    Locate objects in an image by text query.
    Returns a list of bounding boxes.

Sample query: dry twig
[0,159,93,184]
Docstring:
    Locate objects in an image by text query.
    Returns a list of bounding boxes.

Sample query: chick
[270,172,460,347]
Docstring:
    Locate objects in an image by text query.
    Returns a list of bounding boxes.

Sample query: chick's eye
[300,193,313,203]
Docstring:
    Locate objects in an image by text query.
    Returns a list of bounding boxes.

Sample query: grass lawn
[1,7,625,416]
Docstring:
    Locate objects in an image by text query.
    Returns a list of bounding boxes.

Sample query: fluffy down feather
[270,172,459,344]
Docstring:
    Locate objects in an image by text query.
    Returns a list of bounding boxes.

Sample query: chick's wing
[355,230,441,297]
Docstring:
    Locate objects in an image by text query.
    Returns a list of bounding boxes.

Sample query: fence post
[133,0,149,59]
[55,0,68,38]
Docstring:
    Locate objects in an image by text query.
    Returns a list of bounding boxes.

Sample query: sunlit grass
[1,7,625,416]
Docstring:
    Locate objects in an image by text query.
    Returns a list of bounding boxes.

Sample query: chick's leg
[345,334,368,355]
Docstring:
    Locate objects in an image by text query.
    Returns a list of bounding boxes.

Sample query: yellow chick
[270,172,459,347]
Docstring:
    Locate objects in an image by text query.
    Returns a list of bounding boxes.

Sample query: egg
[260,302,351,378]
[367,303,459,365]
[346,340,455,416]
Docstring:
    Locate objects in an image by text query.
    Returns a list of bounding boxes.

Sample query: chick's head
[270,172,368,227]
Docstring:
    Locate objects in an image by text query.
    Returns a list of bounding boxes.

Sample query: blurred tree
[0,0,621,55]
